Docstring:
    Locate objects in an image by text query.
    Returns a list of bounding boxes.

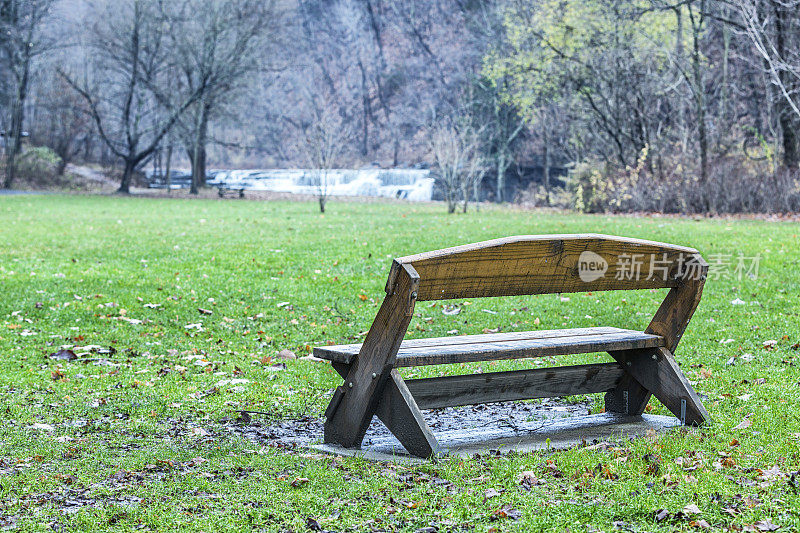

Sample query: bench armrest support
[324,263,419,448]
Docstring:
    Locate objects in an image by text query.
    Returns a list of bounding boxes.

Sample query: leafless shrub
[302,106,349,213]
[428,122,485,213]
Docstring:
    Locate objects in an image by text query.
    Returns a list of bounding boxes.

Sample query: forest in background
[2,0,800,213]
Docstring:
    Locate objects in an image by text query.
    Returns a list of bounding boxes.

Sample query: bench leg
[323,263,420,450]
[605,347,709,425]
[326,363,440,458]
[604,370,651,416]
[604,350,651,415]
[375,370,441,458]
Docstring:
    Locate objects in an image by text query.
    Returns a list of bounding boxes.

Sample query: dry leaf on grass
[277,349,296,360]
[682,503,701,515]
[49,349,77,361]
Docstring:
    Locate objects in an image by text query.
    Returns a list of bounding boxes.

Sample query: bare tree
[0,0,55,188]
[30,74,89,175]
[59,0,205,193]
[429,120,484,214]
[736,0,800,168]
[159,0,282,194]
[467,78,526,203]
[302,104,349,213]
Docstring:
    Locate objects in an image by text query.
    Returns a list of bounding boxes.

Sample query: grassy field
[0,194,799,532]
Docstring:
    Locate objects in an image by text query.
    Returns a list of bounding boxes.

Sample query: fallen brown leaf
[491,504,521,520]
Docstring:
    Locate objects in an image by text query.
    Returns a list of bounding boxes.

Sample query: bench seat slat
[314,327,664,367]
[322,326,627,355]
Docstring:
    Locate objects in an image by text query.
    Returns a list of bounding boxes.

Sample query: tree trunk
[198,106,209,188]
[779,111,799,169]
[153,147,161,179]
[444,184,456,214]
[118,159,136,194]
[4,142,17,189]
[190,144,199,194]
[319,196,326,213]
[3,42,31,189]
[690,6,709,199]
[358,60,370,157]
[473,174,481,211]
[3,98,25,189]
[719,8,730,138]
[4,151,16,189]
[773,2,799,168]
[697,97,708,184]
[543,147,551,206]
[83,136,92,161]
[192,146,206,190]
[496,152,506,203]
[164,143,173,194]
[56,158,68,176]
[189,100,210,194]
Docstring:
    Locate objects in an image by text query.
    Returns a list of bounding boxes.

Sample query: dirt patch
[224,399,592,451]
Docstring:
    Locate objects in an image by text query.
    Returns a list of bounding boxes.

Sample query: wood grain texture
[320,233,710,455]
[603,369,652,415]
[316,327,628,360]
[323,263,419,449]
[375,370,441,458]
[607,347,709,425]
[606,254,708,416]
[645,258,709,352]
[393,234,700,301]
[405,362,625,409]
[315,328,664,367]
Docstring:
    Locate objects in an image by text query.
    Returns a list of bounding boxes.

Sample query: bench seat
[314,326,664,367]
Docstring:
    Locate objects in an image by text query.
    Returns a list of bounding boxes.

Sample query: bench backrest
[387,234,705,301]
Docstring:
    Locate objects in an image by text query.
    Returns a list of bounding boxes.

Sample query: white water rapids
[204,168,434,201]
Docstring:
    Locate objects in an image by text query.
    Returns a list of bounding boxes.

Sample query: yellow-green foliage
[569,159,609,213]
[484,0,679,121]
[16,146,62,178]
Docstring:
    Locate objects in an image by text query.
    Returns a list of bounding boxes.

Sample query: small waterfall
[200,168,434,201]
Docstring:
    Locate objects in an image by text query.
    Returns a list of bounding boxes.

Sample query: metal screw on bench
[652,353,658,361]
[371,373,377,379]
[348,382,353,388]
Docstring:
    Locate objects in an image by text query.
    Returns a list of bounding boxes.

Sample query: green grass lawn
[1,194,799,532]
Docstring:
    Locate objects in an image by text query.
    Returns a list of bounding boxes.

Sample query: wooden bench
[217,186,245,198]
[315,234,710,458]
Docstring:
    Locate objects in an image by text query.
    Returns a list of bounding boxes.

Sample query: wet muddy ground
[223,399,593,452]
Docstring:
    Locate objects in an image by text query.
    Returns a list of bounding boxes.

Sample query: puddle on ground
[224,398,592,449]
